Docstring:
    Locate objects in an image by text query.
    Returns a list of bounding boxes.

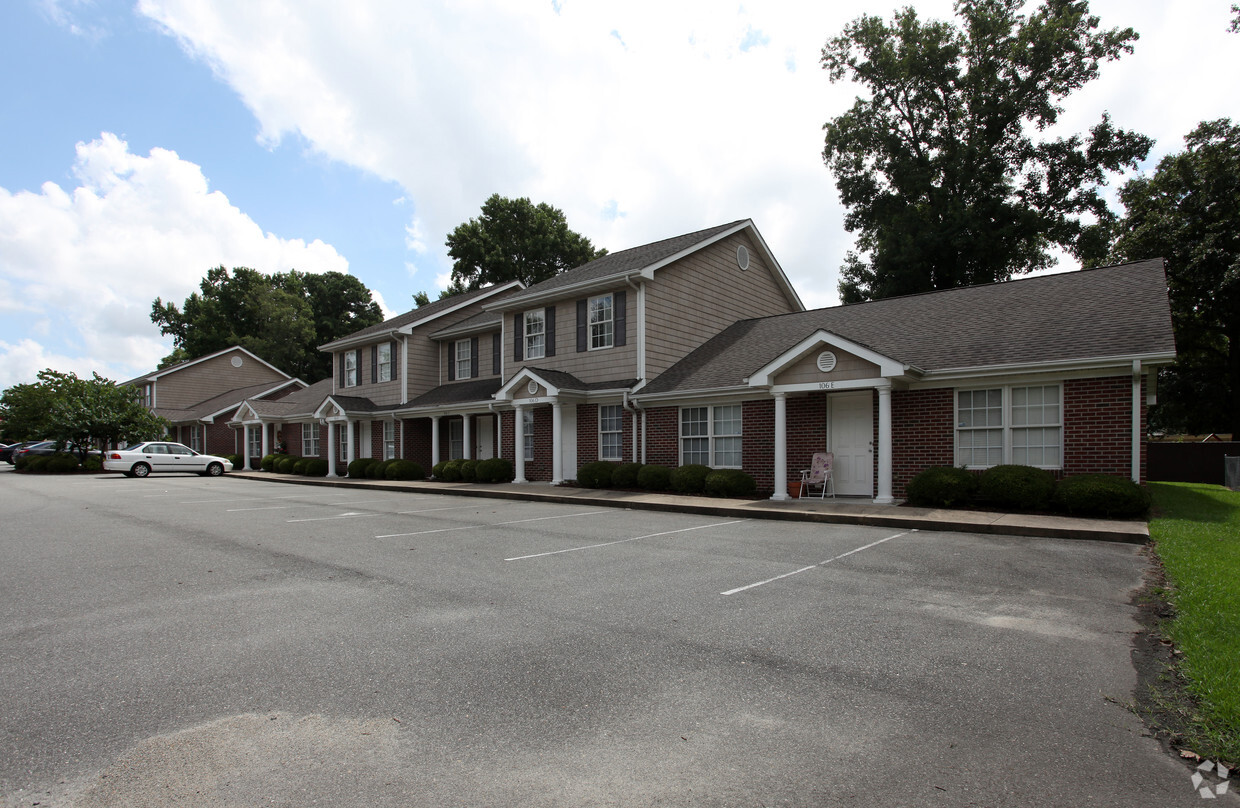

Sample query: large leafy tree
[1108,119,1240,435]
[151,268,382,382]
[822,0,1152,303]
[440,194,605,296]
[0,370,167,457]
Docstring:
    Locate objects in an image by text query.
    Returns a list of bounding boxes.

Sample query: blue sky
[2,0,1237,388]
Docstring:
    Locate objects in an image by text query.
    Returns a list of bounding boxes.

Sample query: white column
[875,384,894,505]
[771,392,789,501]
[241,426,252,470]
[260,422,270,462]
[551,402,564,485]
[514,406,527,483]
[1131,360,1142,483]
[463,414,473,460]
[495,411,503,461]
[431,416,441,467]
[326,422,337,476]
[344,420,354,467]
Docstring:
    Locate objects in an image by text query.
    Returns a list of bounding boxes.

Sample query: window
[524,310,546,360]
[248,428,262,460]
[344,351,358,387]
[377,343,393,382]
[142,384,153,408]
[956,385,1062,469]
[680,404,742,468]
[383,421,396,460]
[449,419,463,460]
[455,339,472,380]
[188,425,201,452]
[302,424,319,457]
[589,294,614,350]
[523,409,535,462]
[600,405,623,461]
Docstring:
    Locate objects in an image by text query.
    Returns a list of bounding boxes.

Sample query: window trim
[679,404,743,469]
[383,420,396,461]
[302,423,320,457]
[248,429,262,460]
[188,425,202,453]
[454,339,472,380]
[449,419,464,460]
[588,293,614,351]
[954,384,1063,470]
[377,343,393,383]
[522,409,535,462]
[599,404,623,461]
[523,309,546,360]
[344,351,358,388]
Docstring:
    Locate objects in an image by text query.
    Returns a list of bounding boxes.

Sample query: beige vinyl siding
[154,350,287,409]
[775,349,880,385]
[644,232,798,378]
[501,289,638,384]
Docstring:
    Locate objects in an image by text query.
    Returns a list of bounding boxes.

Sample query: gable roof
[489,220,802,310]
[319,281,523,351]
[639,259,1176,396]
[122,345,292,386]
[153,378,306,423]
[234,378,336,420]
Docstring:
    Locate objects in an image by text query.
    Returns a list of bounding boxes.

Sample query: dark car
[2,441,46,464]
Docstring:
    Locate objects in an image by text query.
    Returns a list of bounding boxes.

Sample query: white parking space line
[287,512,380,524]
[505,519,747,561]
[395,505,479,515]
[721,530,915,596]
[227,505,294,512]
[177,494,304,504]
[375,511,603,540]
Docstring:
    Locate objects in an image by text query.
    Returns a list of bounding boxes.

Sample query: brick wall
[643,406,679,467]
[743,399,775,494]
[892,388,954,498]
[403,418,433,470]
[1064,376,1142,480]
[574,403,634,466]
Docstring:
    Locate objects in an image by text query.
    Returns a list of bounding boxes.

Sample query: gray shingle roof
[407,378,504,408]
[517,367,640,393]
[242,379,335,418]
[319,283,518,349]
[640,259,1175,395]
[496,221,747,307]
[430,309,503,339]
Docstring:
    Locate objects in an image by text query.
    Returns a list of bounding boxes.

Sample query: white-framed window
[344,351,358,387]
[599,404,623,460]
[522,409,535,462]
[383,420,396,460]
[524,310,546,360]
[589,294,614,350]
[248,428,262,460]
[956,385,1062,469]
[302,424,319,457]
[188,425,202,452]
[143,384,153,408]
[449,419,463,460]
[377,343,393,382]
[680,404,742,468]
[455,339,472,379]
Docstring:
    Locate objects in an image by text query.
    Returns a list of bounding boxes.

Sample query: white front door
[476,416,494,460]
[830,391,873,497]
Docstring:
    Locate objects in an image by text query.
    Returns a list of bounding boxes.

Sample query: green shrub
[432,461,449,479]
[275,456,298,474]
[223,454,242,469]
[260,454,279,472]
[82,455,103,472]
[440,460,463,482]
[978,464,1056,511]
[476,458,513,483]
[1052,474,1151,518]
[384,460,425,481]
[612,462,641,488]
[704,469,756,498]
[347,457,377,478]
[637,464,672,491]
[302,458,330,477]
[576,461,618,489]
[671,464,711,494]
[365,459,393,479]
[460,459,479,482]
[906,466,980,508]
[47,453,81,474]
[292,457,309,475]
[13,454,29,471]
[24,456,49,473]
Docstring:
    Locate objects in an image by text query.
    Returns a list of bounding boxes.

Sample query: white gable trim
[495,368,565,400]
[139,345,293,383]
[745,330,911,387]
[312,397,350,421]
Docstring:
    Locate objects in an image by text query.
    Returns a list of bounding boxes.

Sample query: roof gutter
[484,272,643,311]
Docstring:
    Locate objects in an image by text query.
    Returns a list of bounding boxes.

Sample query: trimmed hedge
[293,457,310,475]
[460,459,479,483]
[476,457,513,483]
[978,464,1056,511]
[576,461,618,489]
[347,457,377,478]
[612,462,641,489]
[366,459,395,479]
[82,455,103,472]
[637,464,672,491]
[260,454,280,472]
[439,460,463,482]
[906,466,980,508]
[1052,474,1151,518]
[704,469,756,498]
[384,460,425,481]
[431,461,449,480]
[302,458,330,477]
[670,464,711,495]
[275,456,298,474]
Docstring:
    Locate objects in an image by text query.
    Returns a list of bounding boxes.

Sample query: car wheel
[205,462,224,477]
[131,462,151,478]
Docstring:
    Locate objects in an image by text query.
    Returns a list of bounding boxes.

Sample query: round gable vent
[527,380,539,395]
[816,351,838,373]
[736,245,750,270]
[231,356,243,368]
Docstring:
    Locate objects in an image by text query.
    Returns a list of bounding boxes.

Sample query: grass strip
[1148,482,1240,762]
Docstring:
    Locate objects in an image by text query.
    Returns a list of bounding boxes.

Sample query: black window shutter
[447,342,456,381]
[338,352,345,387]
[371,345,377,384]
[492,333,501,375]
[391,340,399,380]
[355,350,362,384]
[545,306,556,357]
[576,299,587,352]
[514,313,524,361]
[614,290,627,347]
[470,337,479,378]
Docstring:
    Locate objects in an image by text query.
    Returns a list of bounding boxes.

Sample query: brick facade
[892,388,954,498]
[1064,375,1145,481]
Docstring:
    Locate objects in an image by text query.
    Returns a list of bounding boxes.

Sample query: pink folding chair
[799,451,835,498]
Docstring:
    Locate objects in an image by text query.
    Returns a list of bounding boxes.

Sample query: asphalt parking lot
[0,469,1217,807]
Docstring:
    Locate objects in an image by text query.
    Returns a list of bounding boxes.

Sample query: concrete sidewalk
[228,470,1149,544]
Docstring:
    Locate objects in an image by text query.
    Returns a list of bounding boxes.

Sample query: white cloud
[0,133,350,388]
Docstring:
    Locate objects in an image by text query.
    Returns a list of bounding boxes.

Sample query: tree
[0,370,167,458]
[1108,119,1240,435]
[151,268,382,382]
[821,0,1152,303]
[444,194,606,294]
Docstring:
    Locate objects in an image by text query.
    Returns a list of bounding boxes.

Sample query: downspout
[1132,359,1142,483]
[488,401,503,462]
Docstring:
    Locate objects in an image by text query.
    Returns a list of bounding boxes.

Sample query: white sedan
[104,442,233,478]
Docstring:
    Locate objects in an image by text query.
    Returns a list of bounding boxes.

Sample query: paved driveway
[0,470,1214,807]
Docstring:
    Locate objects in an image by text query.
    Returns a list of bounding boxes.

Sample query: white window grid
[589,294,614,350]
[523,409,535,462]
[248,429,262,459]
[524,310,546,360]
[188,425,202,452]
[449,419,464,460]
[377,343,393,382]
[680,404,742,468]
[302,424,319,457]
[345,352,358,387]
[599,404,623,460]
[455,339,472,379]
[383,421,396,460]
[956,385,1062,469]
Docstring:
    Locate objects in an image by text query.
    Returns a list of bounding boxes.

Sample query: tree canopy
[0,370,167,456]
[439,194,605,296]
[821,0,1152,303]
[151,268,383,382]
[1108,119,1240,435]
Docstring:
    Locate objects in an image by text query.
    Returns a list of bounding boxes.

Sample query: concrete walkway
[228,470,1149,543]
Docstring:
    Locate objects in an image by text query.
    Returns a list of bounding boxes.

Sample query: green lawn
[1148,482,1240,762]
